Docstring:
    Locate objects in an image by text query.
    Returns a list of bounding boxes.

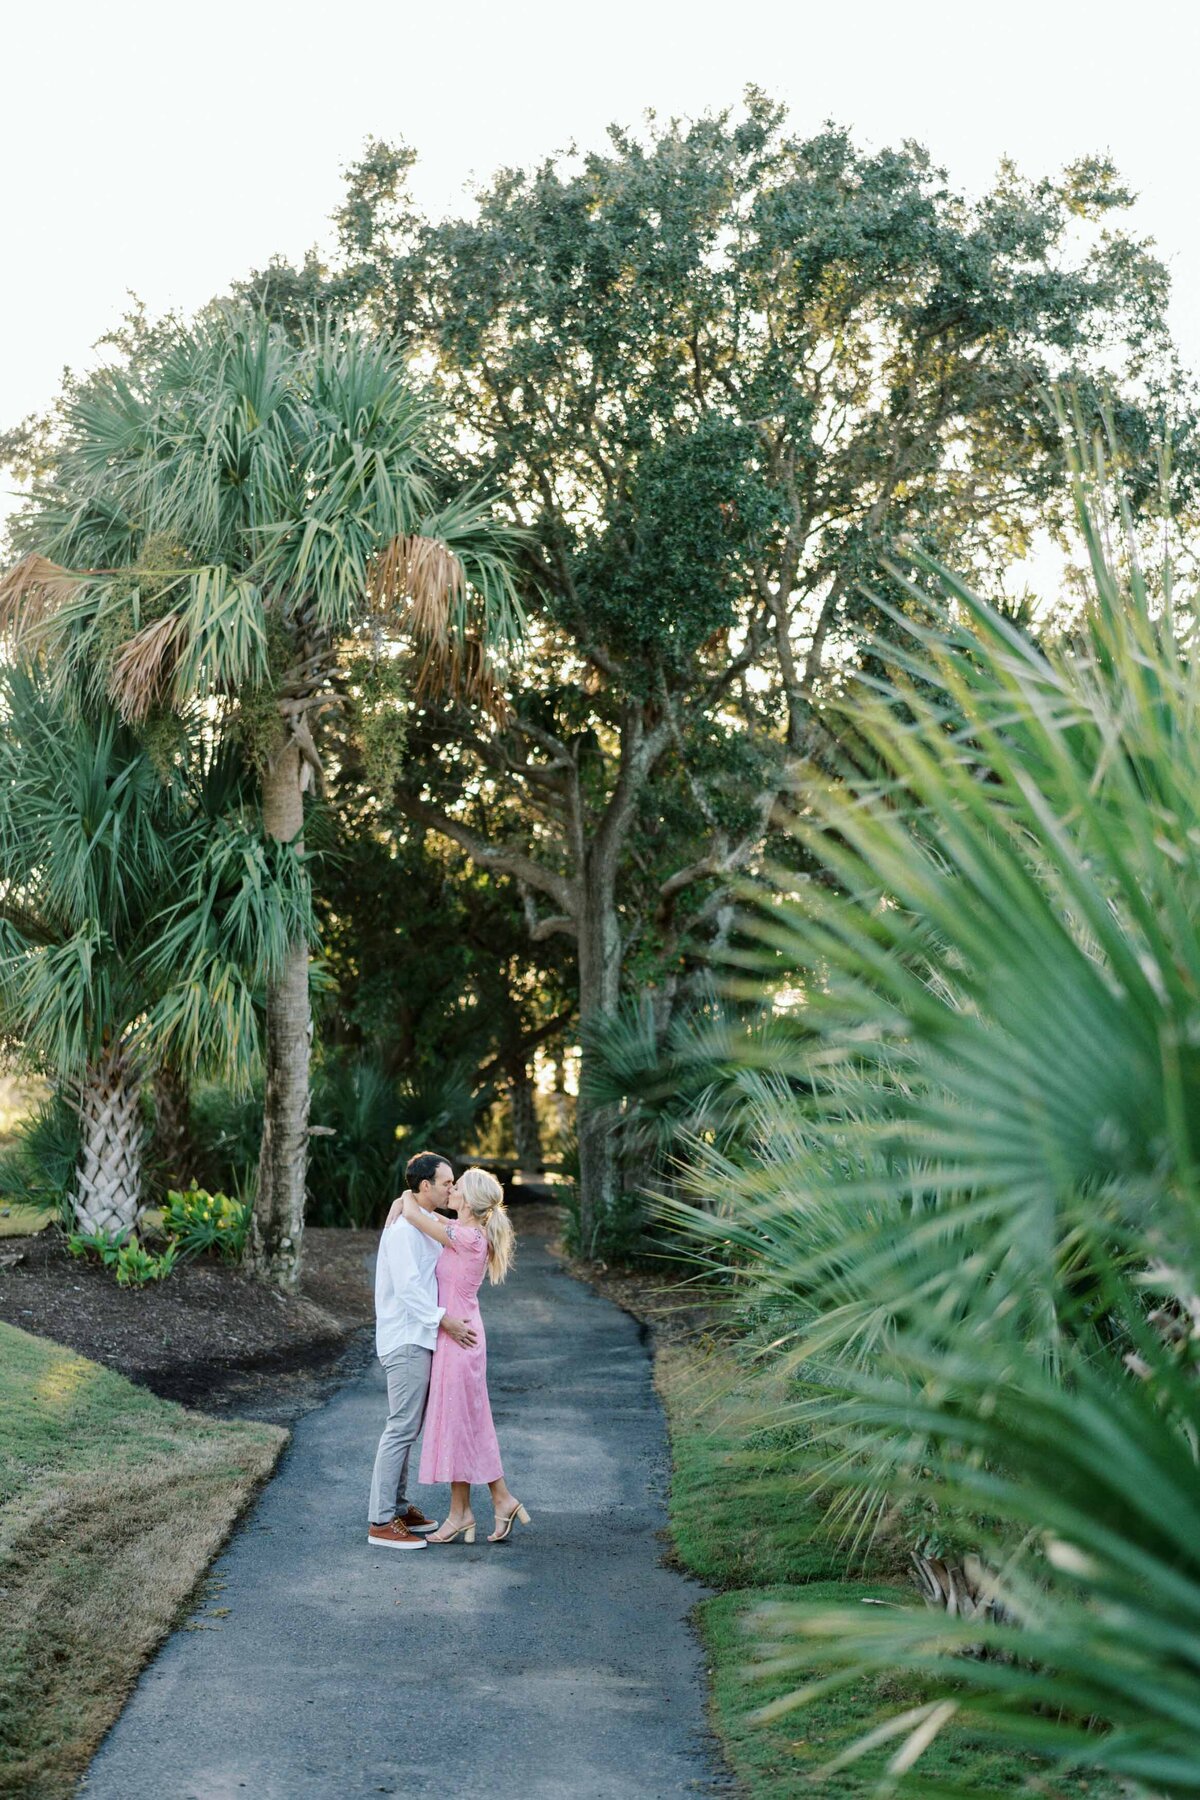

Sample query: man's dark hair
[406,1150,451,1191]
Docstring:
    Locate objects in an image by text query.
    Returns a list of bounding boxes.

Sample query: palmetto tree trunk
[72,1040,144,1239]
[911,1551,1016,1630]
[245,740,311,1290]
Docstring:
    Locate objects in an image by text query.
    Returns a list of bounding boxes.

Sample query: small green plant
[67,1228,122,1266]
[67,1230,178,1285]
[113,1239,178,1286]
[161,1183,251,1262]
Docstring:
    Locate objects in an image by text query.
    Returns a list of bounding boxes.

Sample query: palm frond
[5,306,524,724]
[368,532,464,639]
[0,552,81,639]
[752,1315,1200,1797]
[660,431,1200,1788]
[108,610,187,719]
[0,662,308,1083]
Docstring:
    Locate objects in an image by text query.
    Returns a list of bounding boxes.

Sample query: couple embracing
[367,1151,531,1548]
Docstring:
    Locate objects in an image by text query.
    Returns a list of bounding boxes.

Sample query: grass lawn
[0,1320,286,1800]
[0,1203,55,1240]
[655,1344,1115,1799]
[0,1203,169,1241]
[655,1342,899,1590]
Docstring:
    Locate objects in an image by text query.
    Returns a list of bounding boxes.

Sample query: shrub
[160,1184,251,1262]
[307,1052,484,1227]
[664,437,1200,1789]
[67,1231,178,1286]
[559,1168,652,1266]
[0,1091,82,1222]
[307,1053,405,1227]
[187,1080,263,1195]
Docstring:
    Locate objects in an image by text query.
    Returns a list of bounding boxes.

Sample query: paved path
[82,1229,722,1799]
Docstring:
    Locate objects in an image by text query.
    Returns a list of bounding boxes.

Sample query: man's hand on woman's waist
[441,1316,478,1348]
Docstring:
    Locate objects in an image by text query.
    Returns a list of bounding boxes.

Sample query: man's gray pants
[368,1343,433,1525]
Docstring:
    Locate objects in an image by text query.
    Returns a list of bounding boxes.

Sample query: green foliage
[160,1184,251,1262]
[393,1060,480,1157]
[307,1052,405,1227]
[658,1348,1112,1797]
[187,1079,263,1196]
[185,1050,488,1230]
[4,302,532,1271]
[114,1239,178,1286]
[698,1587,1114,1800]
[584,990,799,1167]
[559,1178,647,1265]
[189,1052,486,1229]
[374,92,1189,664]
[0,1092,80,1221]
[67,1230,178,1286]
[0,665,313,1085]
[310,804,571,1157]
[12,307,524,710]
[228,612,290,775]
[296,93,1195,1136]
[573,416,780,672]
[313,828,481,1072]
[749,1314,1200,1797]
[664,442,1200,1790]
[344,651,408,798]
[144,807,316,1083]
[579,991,814,1261]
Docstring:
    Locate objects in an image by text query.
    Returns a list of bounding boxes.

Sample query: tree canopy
[242,92,1190,1238]
[3,92,1195,1249]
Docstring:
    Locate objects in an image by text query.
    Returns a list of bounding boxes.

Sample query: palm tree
[0,665,308,1239]
[663,439,1200,1789]
[748,1299,1200,1798]
[0,307,521,1285]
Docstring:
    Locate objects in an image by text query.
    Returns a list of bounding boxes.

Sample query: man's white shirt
[375,1217,446,1356]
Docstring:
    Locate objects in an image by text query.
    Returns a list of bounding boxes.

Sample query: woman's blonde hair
[457,1167,514,1284]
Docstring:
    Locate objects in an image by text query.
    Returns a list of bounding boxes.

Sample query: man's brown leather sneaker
[397,1506,437,1534]
[367,1518,427,1549]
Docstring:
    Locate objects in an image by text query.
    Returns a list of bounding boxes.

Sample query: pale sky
[2,0,1196,539]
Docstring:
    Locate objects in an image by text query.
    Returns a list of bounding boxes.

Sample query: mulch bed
[0,1203,571,1423]
[0,1227,380,1422]
[0,1206,708,1424]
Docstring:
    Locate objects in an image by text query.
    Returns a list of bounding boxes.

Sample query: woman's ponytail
[483,1201,515,1285]
[457,1167,515,1285]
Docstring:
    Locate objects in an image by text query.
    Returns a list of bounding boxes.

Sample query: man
[367,1150,478,1548]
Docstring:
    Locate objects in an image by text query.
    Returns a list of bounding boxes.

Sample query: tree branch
[394,789,574,912]
[656,782,788,917]
[519,881,578,942]
[474,1005,576,1086]
[593,706,673,870]
[529,913,577,942]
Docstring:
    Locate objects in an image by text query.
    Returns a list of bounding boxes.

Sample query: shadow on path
[81,1227,726,1799]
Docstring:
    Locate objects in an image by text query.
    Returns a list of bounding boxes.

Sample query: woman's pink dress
[418,1223,503,1484]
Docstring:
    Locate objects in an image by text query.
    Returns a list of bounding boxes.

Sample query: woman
[399,1168,531,1544]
